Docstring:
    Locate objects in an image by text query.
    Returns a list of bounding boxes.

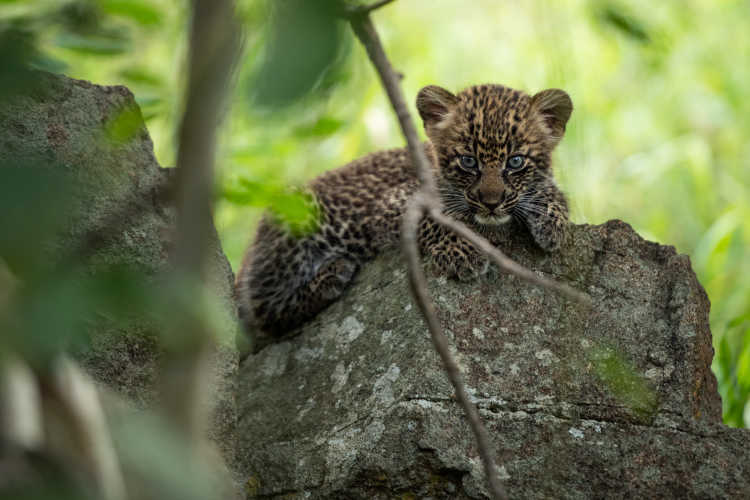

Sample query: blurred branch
[0,355,127,500]
[165,0,240,439]
[42,356,127,500]
[174,0,240,277]
[0,355,44,450]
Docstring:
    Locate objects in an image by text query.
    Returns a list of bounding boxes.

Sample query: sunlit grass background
[5,0,749,427]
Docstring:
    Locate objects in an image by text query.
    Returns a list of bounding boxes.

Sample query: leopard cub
[236,83,573,343]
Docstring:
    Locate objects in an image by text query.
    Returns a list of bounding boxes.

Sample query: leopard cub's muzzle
[465,171,515,225]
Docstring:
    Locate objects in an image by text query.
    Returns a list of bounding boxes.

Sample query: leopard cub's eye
[460,155,477,169]
[507,155,525,170]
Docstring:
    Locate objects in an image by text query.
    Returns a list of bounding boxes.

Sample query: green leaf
[250,0,349,107]
[0,167,74,280]
[0,24,42,103]
[55,32,130,55]
[222,177,319,236]
[104,103,144,143]
[119,67,164,87]
[738,345,750,390]
[100,0,164,26]
[597,3,651,44]
[293,116,344,137]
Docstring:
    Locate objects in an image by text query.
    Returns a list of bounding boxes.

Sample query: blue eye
[507,155,525,169]
[460,155,477,169]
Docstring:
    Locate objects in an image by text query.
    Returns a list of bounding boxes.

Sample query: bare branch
[44,356,127,500]
[402,195,508,499]
[349,12,507,500]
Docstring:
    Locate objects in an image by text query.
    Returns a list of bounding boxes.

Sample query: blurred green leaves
[223,177,319,236]
[250,0,350,107]
[0,167,146,366]
[100,0,164,27]
[716,315,750,427]
[595,3,651,44]
[0,24,44,103]
[0,168,73,279]
[54,31,130,55]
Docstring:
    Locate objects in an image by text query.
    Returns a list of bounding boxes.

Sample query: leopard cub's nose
[478,191,504,212]
[482,201,500,212]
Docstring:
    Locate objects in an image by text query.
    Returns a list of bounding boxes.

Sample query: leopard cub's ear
[416,85,458,128]
[531,88,573,146]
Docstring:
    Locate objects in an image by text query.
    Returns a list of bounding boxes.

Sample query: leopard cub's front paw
[528,214,568,252]
[427,246,488,282]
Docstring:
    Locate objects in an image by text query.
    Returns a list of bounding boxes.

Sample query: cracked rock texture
[1,73,240,484]
[238,220,750,499]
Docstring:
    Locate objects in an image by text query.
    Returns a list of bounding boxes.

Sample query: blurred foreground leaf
[595,2,651,44]
[0,167,73,279]
[55,31,130,55]
[223,177,319,236]
[0,24,42,104]
[250,0,349,107]
[100,0,164,27]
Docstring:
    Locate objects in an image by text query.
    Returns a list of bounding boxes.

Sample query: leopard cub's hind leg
[307,257,359,305]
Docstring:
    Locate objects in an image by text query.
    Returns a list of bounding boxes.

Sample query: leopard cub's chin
[474,213,512,226]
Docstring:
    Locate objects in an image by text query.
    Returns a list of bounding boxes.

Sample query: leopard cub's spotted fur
[236,83,573,340]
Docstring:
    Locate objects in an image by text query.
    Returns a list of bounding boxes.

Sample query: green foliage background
[3,0,749,427]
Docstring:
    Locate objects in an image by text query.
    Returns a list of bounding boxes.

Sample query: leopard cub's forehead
[456,84,531,113]
[449,84,536,151]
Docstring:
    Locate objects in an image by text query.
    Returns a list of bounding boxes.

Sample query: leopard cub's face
[416,84,572,229]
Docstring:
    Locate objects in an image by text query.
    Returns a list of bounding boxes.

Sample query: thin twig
[403,195,509,499]
[348,11,507,500]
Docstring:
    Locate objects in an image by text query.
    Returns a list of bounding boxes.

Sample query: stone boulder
[0,72,240,483]
[237,220,750,499]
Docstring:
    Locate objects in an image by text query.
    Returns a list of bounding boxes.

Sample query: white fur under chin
[474,214,512,226]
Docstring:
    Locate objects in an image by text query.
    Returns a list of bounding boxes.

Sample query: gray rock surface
[0,72,240,477]
[237,220,750,499]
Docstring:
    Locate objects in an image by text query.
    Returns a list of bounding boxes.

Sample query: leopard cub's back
[235,146,419,337]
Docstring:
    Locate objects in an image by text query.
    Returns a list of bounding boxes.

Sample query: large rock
[237,220,750,498]
[0,73,240,481]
